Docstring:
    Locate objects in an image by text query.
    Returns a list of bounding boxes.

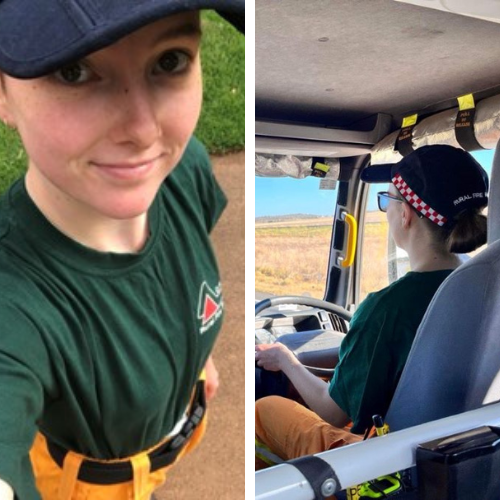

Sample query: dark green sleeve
[0,305,52,500]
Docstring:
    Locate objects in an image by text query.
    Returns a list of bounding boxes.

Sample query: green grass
[0,11,244,194]
[0,127,27,195]
[196,11,245,153]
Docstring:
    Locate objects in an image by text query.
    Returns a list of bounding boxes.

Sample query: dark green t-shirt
[329,270,452,434]
[0,137,226,499]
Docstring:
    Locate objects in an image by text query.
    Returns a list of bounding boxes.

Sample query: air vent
[328,313,348,333]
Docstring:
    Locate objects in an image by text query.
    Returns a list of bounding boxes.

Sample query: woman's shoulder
[169,136,212,184]
[159,136,216,208]
[0,263,45,310]
[179,136,211,165]
[360,275,414,308]
[160,136,227,233]
[357,271,453,328]
[377,270,451,297]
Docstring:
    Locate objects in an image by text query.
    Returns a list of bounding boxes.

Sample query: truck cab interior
[255,1,500,498]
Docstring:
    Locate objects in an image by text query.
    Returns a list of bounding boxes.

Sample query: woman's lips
[91,155,163,181]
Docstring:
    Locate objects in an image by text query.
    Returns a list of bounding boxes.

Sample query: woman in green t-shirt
[255,145,488,468]
[0,2,243,499]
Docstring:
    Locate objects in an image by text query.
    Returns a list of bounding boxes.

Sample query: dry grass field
[256,208,488,302]
[255,222,332,298]
[255,212,391,300]
[359,212,390,300]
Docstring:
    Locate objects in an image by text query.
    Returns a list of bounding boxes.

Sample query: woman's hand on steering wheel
[255,343,296,372]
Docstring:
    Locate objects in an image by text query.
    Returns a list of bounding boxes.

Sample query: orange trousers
[255,396,362,470]
[30,415,206,500]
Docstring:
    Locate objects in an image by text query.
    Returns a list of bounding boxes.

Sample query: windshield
[255,176,338,300]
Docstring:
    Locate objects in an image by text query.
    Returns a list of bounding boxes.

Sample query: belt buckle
[182,420,196,439]
[192,404,204,424]
[168,434,186,451]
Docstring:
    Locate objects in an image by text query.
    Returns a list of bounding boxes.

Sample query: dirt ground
[156,152,245,499]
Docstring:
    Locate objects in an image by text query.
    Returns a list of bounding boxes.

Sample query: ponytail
[447,209,487,254]
[424,208,487,254]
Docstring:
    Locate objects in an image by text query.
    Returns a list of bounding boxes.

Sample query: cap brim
[360,164,395,184]
[0,0,244,79]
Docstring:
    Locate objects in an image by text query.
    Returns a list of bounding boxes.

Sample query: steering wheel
[255,296,352,377]
[255,295,352,321]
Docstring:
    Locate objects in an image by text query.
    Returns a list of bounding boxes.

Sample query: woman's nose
[110,83,161,148]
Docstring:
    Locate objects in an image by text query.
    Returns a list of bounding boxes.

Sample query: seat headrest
[488,140,500,244]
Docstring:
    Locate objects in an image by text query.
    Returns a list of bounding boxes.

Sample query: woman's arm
[204,355,219,402]
[255,343,350,428]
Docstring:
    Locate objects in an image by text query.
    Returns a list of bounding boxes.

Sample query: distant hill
[256,214,325,223]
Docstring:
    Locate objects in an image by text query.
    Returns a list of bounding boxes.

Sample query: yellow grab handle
[341,212,358,268]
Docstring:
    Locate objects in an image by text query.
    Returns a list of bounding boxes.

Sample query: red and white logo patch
[197,281,223,334]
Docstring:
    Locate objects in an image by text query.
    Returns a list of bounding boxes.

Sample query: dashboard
[255,305,348,371]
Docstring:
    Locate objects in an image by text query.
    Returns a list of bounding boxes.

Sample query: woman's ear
[401,202,414,229]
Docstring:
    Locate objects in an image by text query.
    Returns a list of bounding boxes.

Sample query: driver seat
[385,140,500,432]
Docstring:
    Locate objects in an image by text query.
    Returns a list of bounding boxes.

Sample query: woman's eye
[53,62,93,84]
[154,51,191,75]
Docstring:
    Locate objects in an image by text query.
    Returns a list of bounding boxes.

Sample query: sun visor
[370,94,500,165]
[255,154,340,180]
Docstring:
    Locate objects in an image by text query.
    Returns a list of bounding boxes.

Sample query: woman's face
[0,11,202,221]
[386,185,405,247]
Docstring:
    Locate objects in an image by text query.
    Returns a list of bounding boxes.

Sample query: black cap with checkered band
[379,145,489,228]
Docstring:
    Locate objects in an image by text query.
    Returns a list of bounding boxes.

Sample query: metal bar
[255,402,500,500]
[255,136,371,158]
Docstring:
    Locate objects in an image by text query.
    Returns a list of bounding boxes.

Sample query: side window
[255,176,338,300]
[359,183,409,302]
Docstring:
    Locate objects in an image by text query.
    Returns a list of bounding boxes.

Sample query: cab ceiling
[256,0,500,130]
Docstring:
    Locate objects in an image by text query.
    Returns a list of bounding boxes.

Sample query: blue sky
[255,149,494,217]
[255,176,337,217]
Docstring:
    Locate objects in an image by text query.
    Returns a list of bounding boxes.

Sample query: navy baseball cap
[375,145,488,227]
[0,0,244,79]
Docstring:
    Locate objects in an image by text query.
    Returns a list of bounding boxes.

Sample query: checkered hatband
[392,174,447,226]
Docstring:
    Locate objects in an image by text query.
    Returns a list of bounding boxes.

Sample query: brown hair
[423,208,487,254]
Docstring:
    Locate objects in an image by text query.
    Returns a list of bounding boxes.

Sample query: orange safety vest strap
[130,454,151,500]
[58,452,83,500]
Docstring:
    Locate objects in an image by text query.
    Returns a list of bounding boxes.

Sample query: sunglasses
[377,191,404,212]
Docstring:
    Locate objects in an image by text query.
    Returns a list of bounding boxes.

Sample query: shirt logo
[197,281,223,334]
